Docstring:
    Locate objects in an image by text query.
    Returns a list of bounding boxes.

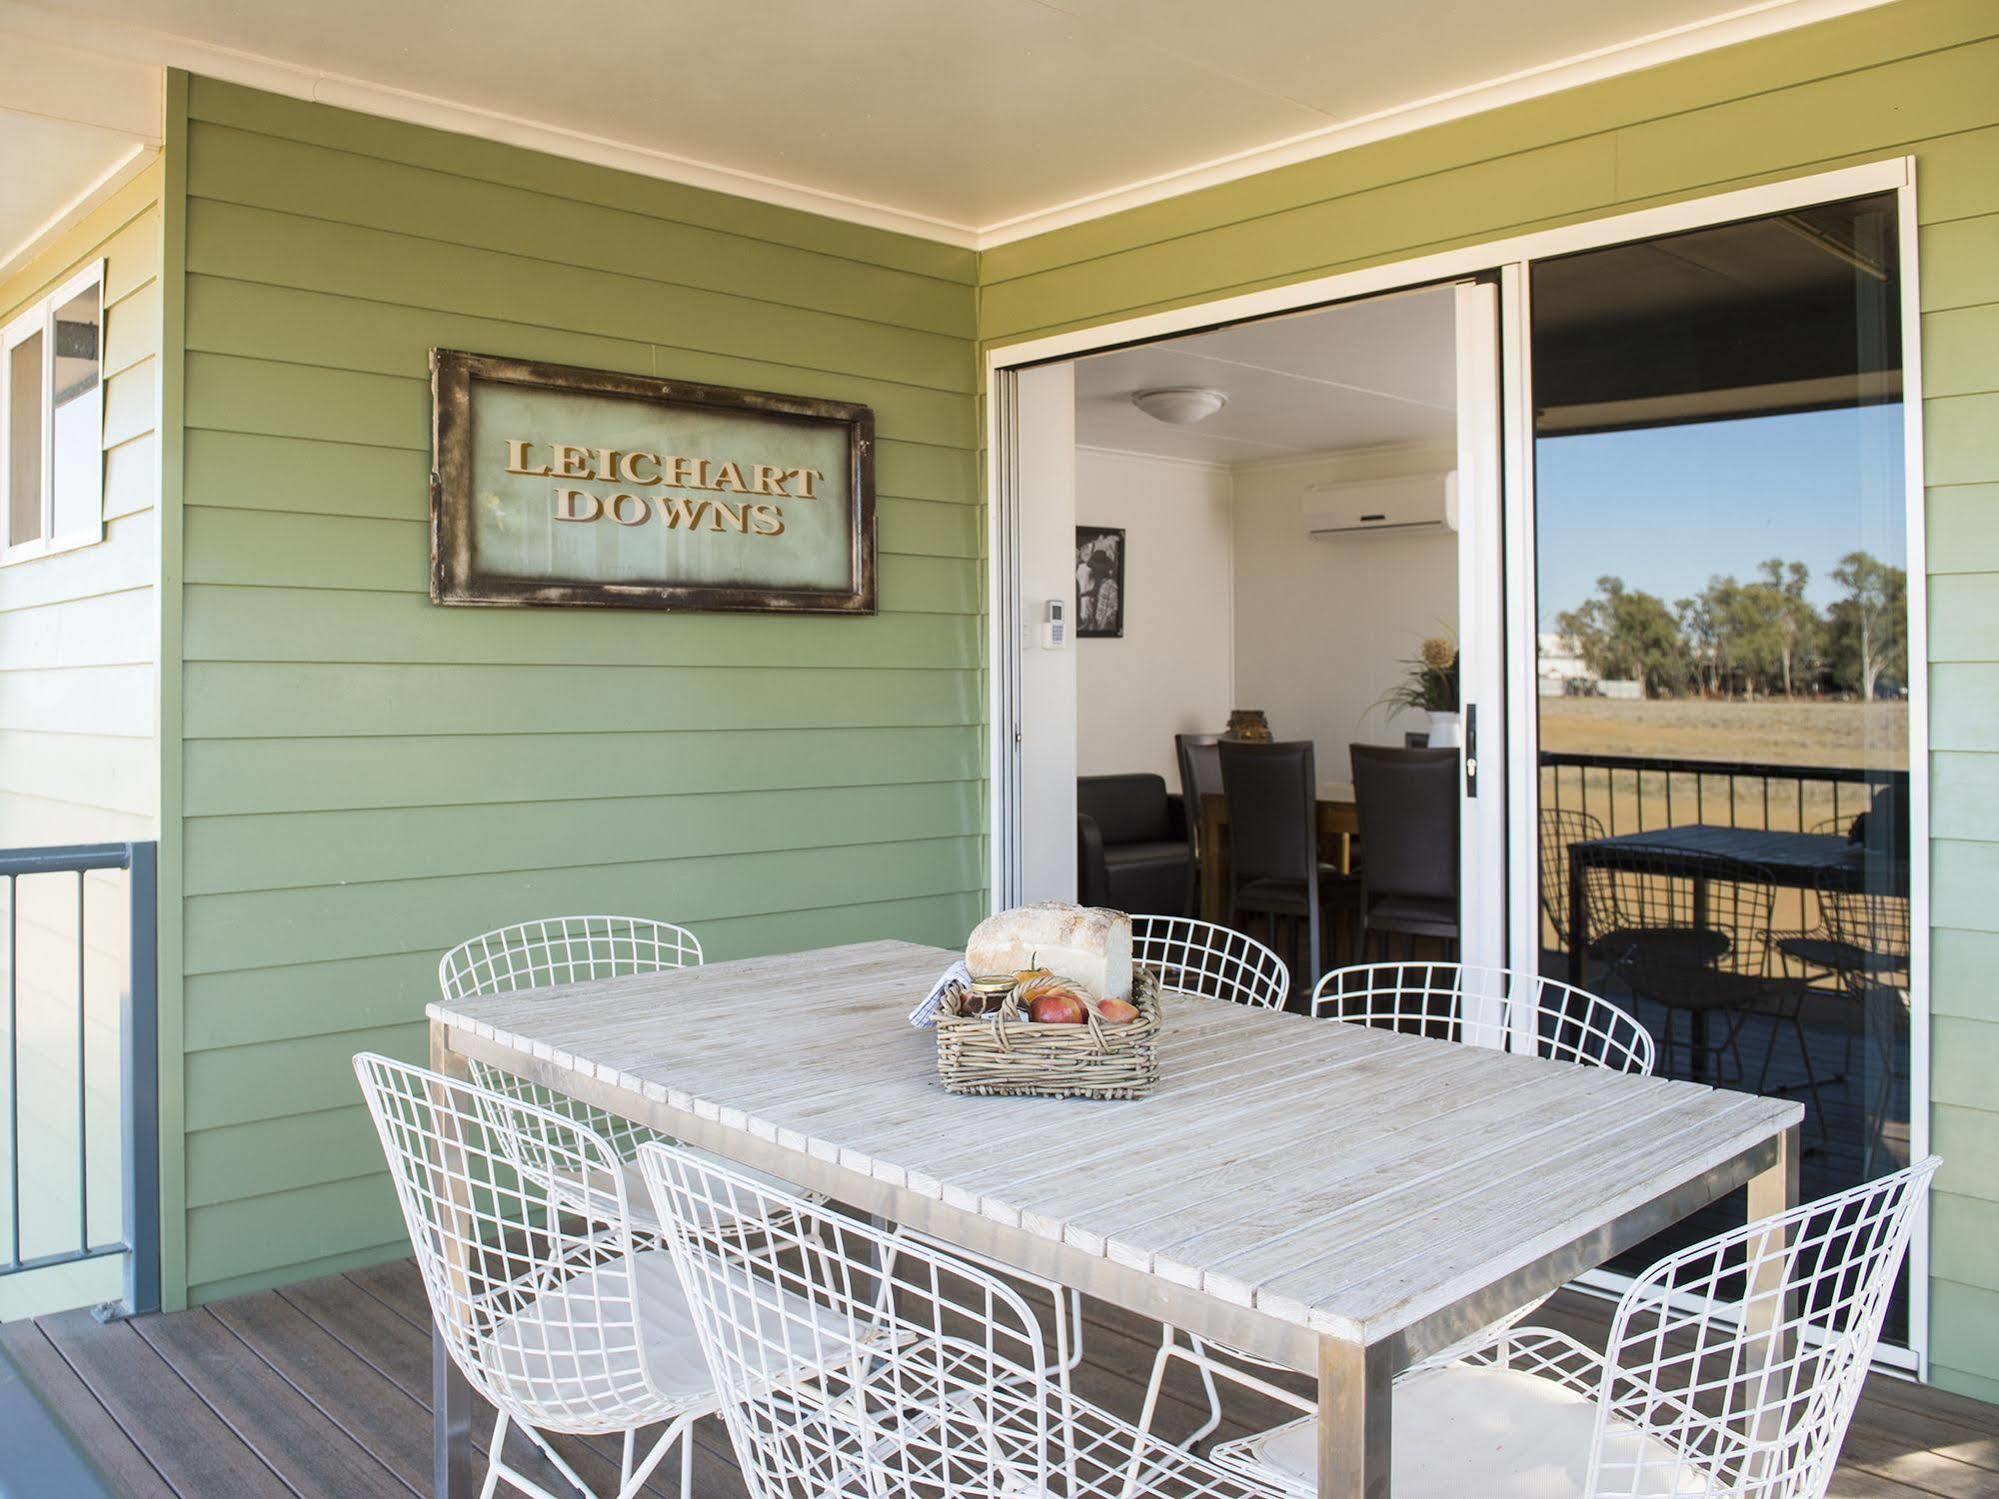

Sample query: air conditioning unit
[1302,472,1458,539]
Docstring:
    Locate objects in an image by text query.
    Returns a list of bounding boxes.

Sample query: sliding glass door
[1521,193,1916,1345]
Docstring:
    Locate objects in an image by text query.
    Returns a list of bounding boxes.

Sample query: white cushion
[484,1246,859,1414]
[1227,1364,1712,1499]
[484,1248,716,1405]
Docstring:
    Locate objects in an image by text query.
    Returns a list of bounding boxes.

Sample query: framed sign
[430,349,875,613]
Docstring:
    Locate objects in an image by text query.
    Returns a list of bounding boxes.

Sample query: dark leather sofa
[1077,773,1191,916]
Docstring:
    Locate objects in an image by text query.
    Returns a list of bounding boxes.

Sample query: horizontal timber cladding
[172,75,982,1304]
[976,0,1999,1400]
[0,166,163,846]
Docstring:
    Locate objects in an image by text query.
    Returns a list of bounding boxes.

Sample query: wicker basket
[934,967,1162,1099]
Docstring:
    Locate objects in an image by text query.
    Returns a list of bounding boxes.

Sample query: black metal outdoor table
[1564,824,1869,987]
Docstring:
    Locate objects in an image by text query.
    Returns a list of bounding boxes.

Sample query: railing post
[0,842,160,1319]
[117,843,159,1318]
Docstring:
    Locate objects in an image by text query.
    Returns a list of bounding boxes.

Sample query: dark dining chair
[1217,739,1354,994]
[1538,806,1606,957]
[1175,732,1223,916]
[1771,866,1911,1167]
[1348,744,1460,959]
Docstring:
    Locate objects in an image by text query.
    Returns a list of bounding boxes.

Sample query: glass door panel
[1527,193,1912,1341]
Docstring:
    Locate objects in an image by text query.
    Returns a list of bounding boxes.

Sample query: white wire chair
[1204,1158,1940,1499]
[1311,960,1656,1075]
[439,914,816,1243]
[1139,960,1654,1455]
[1132,915,1291,1010]
[439,915,704,1000]
[353,1052,724,1499]
[634,1139,1289,1499]
[1119,916,1292,1443]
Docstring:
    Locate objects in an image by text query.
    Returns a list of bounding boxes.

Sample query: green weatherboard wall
[158,0,1999,1401]
[164,75,981,1308]
[979,0,1999,1400]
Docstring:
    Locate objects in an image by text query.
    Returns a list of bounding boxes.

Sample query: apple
[1093,997,1139,1024]
[1027,991,1088,1025]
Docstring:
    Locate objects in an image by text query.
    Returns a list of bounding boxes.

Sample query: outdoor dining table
[425,938,1802,1499]
[1564,822,1878,986]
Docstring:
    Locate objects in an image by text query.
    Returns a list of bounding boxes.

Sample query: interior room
[1071,287,1460,785]
[1064,286,1464,973]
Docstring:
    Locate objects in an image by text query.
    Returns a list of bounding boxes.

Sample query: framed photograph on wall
[1075,525,1125,638]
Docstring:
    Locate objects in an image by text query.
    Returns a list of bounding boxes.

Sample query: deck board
[6,1262,1992,1498]
[38,1308,296,1499]
[132,1307,415,1499]
[207,1290,437,1495]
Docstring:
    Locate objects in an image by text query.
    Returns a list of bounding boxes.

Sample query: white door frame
[985,154,1930,1373]
[1455,278,1507,980]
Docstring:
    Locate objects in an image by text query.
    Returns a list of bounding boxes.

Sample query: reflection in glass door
[1527,194,1914,1343]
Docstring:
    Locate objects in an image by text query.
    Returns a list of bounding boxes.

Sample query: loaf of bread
[965,902,1133,1001]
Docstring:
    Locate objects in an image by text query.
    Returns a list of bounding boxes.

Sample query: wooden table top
[429,939,1799,1350]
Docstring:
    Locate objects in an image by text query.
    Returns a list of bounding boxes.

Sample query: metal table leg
[1567,850,1589,986]
[1317,1336,1393,1499]
[433,1328,474,1498]
[1743,1124,1801,1448]
[429,1022,479,1498]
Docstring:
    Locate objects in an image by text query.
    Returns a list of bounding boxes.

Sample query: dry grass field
[1539,695,1906,838]
[1539,696,1909,772]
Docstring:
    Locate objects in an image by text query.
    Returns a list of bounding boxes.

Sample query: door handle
[1463,702,1478,797]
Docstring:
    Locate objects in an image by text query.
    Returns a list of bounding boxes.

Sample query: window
[2,261,104,562]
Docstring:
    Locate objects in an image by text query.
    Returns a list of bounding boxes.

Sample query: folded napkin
[908,959,971,1028]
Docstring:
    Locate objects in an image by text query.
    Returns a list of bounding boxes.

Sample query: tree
[1689,562,1820,698]
[1676,592,1722,696]
[1732,560,1820,697]
[1558,576,1688,697]
[1826,551,1907,699]
[1699,575,1754,695]
[1762,559,1820,698]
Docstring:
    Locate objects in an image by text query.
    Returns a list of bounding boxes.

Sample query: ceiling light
[1132,387,1228,425]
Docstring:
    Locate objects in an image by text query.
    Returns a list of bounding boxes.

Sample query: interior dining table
[1199,779,1359,923]
[426,938,1801,1499]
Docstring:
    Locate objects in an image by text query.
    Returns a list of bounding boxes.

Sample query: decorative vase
[1225,709,1272,742]
[1426,710,1461,749]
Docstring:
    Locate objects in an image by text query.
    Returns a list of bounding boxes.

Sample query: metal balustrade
[1540,751,1905,839]
[0,842,158,1320]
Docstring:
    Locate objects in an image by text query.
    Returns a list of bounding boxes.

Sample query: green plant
[1376,635,1459,715]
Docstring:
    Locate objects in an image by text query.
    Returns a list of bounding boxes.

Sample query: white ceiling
[0,29,162,280]
[0,0,1884,246]
[0,114,142,268]
[1075,286,1456,465]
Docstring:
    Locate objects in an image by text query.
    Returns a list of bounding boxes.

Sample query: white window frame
[2,258,107,565]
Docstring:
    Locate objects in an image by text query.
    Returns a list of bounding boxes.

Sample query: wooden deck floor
[3,1259,1995,1498]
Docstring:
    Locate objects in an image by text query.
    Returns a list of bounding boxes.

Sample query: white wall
[1231,445,1459,781]
[1074,449,1234,785]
